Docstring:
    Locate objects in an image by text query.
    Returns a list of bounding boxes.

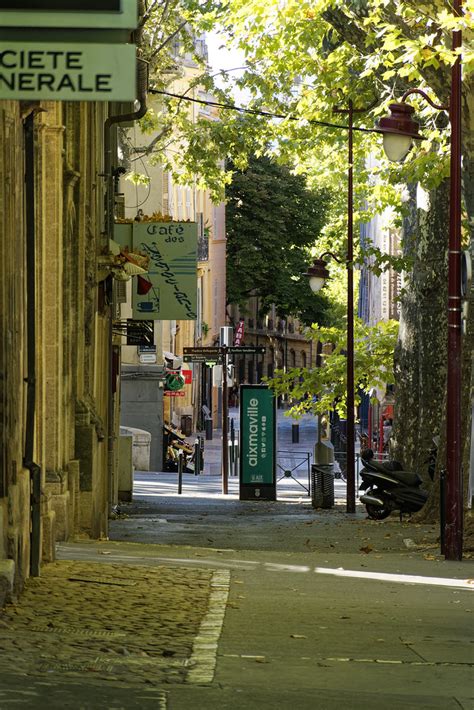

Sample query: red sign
[182,369,192,385]
[164,391,186,397]
[234,319,245,346]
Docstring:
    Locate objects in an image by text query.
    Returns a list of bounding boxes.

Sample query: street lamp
[376,0,463,561]
[303,250,356,515]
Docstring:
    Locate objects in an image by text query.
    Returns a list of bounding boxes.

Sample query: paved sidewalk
[0,559,230,708]
[1,409,472,709]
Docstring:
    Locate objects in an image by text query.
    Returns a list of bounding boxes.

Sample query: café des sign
[0,0,137,101]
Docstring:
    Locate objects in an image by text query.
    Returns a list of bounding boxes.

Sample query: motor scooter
[359,449,428,520]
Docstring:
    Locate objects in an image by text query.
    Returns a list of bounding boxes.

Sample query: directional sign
[183,355,223,364]
[228,346,266,355]
[183,347,222,357]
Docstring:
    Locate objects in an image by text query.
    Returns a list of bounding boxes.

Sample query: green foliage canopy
[267,318,399,419]
[226,155,333,325]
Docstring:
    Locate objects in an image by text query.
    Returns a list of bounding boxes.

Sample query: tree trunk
[392,180,450,520]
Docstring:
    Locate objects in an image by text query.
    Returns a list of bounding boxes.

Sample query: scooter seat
[362,458,422,487]
[390,470,422,487]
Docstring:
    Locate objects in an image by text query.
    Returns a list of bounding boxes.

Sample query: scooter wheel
[366,504,391,520]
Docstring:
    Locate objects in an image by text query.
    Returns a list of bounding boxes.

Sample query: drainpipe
[104,58,149,240]
[103,57,148,513]
[23,110,41,577]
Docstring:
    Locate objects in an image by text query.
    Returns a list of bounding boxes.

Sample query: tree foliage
[226,155,333,325]
[135,2,473,501]
[267,318,399,419]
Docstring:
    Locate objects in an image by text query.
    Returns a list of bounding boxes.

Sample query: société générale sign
[0,42,136,101]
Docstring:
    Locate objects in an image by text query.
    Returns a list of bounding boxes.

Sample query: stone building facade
[0,99,115,600]
[228,300,314,388]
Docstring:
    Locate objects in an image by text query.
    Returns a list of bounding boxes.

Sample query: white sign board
[0,42,136,101]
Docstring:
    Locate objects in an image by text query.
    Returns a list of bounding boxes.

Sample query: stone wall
[0,99,115,600]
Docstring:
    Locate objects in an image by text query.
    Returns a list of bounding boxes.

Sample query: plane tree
[226,155,334,326]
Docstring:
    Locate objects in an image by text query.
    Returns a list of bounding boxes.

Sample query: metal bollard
[440,468,446,554]
[233,441,239,477]
[292,423,299,443]
[199,435,205,473]
[194,439,200,475]
[178,451,183,494]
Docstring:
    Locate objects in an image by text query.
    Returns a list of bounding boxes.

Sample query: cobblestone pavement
[0,560,230,709]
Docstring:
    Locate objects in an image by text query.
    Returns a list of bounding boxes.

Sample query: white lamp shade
[382,133,413,162]
[309,275,326,293]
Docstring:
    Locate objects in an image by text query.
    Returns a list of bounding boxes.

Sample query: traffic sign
[228,346,266,355]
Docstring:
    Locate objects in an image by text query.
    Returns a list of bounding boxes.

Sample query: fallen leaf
[360,545,374,554]
[423,554,437,560]
[98,551,112,555]
[290,634,307,639]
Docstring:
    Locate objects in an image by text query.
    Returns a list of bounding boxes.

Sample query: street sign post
[239,384,276,501]
[183,340,267,495]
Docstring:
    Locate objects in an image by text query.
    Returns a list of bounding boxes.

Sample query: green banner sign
[0,42,136,101]
[240,385,276,499]
[115,221,198,321]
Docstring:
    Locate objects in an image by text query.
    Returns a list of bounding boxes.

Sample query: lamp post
[304,252,356,514]
[376,0,463,560]
[304,100,375,514]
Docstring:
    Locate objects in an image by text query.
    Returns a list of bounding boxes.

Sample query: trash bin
[311,464,335,509]
[180,415,192,437]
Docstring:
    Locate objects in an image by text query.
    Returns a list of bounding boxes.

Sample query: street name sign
[239,384,276,501]
[183,347,222,356]
[0,42,136,101]
[228,346,266,355]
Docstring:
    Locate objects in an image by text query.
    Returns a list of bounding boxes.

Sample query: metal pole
[333,100,360,514]
[445,0,463,560]
[346,100,356,513]
[178,451,183,494]
[222,345,229,494]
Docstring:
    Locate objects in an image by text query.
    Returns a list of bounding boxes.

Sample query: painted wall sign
[114,222,198,321]
[0,42,136,101]
[0,0,136,28]
[239,385,276,501]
